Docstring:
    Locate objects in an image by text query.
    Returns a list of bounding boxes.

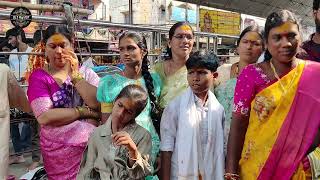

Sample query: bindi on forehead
[273,22,297,34]
[50,34,67,43]
[179,25,192,31]
[245,33,261,41]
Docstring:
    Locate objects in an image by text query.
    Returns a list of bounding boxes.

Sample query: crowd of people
[1,2,320,180]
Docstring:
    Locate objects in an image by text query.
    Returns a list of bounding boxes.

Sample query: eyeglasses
[173,34,194,40]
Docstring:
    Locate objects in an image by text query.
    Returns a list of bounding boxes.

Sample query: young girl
[97,31,161,179]
[78,84,152,179]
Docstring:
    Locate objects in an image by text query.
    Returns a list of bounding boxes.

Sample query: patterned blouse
[233,64,272,116]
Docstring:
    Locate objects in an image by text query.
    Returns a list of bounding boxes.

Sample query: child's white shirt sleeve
[160,101,178,152]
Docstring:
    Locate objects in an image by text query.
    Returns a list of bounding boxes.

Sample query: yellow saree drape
[239,61,305,179]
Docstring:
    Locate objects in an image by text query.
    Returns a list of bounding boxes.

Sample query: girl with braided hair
[97,31,162,180]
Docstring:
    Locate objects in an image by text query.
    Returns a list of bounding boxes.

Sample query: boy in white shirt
[160,51,225,180]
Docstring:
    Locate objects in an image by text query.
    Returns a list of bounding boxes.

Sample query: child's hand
[112,131,138,159]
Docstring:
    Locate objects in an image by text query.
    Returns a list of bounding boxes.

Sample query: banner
[199,8,240,36]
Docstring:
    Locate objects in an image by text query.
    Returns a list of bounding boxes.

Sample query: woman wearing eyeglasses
[153,22,194,109]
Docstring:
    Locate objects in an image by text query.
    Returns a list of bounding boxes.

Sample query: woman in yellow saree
[225,10,320,180]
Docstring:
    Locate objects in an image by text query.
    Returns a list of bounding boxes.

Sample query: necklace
[269,59,300,94]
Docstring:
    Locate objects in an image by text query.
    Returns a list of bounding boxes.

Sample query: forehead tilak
[272,22,295,34]
[50,34,66,43]
[179,24,192,31]
[243,32,262,41]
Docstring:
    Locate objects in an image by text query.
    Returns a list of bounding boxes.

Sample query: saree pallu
[152,62,188,108]
[39,121,96,180]
[239,61,320,180]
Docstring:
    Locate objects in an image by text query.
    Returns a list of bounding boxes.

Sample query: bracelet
[71,72,84,85]
[74,107,80,117]
[75,106,85,118]
[224,173,240,180]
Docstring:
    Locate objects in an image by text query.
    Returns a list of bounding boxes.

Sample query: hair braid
[119,31,162,135]
[141,53,161,134]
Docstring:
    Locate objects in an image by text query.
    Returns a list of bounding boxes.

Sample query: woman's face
[169,25,194,59]
[45,33,72,69]
[111,97,138,127]
[266,22,301,63]
[237,31,263,64]
[119,37,145,67]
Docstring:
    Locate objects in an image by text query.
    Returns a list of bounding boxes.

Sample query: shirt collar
[194,93,209,108]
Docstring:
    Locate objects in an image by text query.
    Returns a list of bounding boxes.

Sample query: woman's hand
[112,131,138,159]
[62,48,79,75]
[62,49,84,85]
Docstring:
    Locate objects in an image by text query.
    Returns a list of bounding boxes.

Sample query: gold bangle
[74,107,80,117]
[76,106,85,118]
[71,72,84,85]
[86,106,101,121]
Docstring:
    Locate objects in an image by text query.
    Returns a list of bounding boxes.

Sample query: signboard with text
[199,8,240,36]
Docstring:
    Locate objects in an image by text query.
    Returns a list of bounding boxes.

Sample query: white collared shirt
[194,94,209,158]
[8,46,33,80]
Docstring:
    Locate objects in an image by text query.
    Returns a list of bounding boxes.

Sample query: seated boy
[160,51,225,180]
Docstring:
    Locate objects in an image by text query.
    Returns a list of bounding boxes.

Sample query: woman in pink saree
[27,25,100,179]
[225,10,320,180]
